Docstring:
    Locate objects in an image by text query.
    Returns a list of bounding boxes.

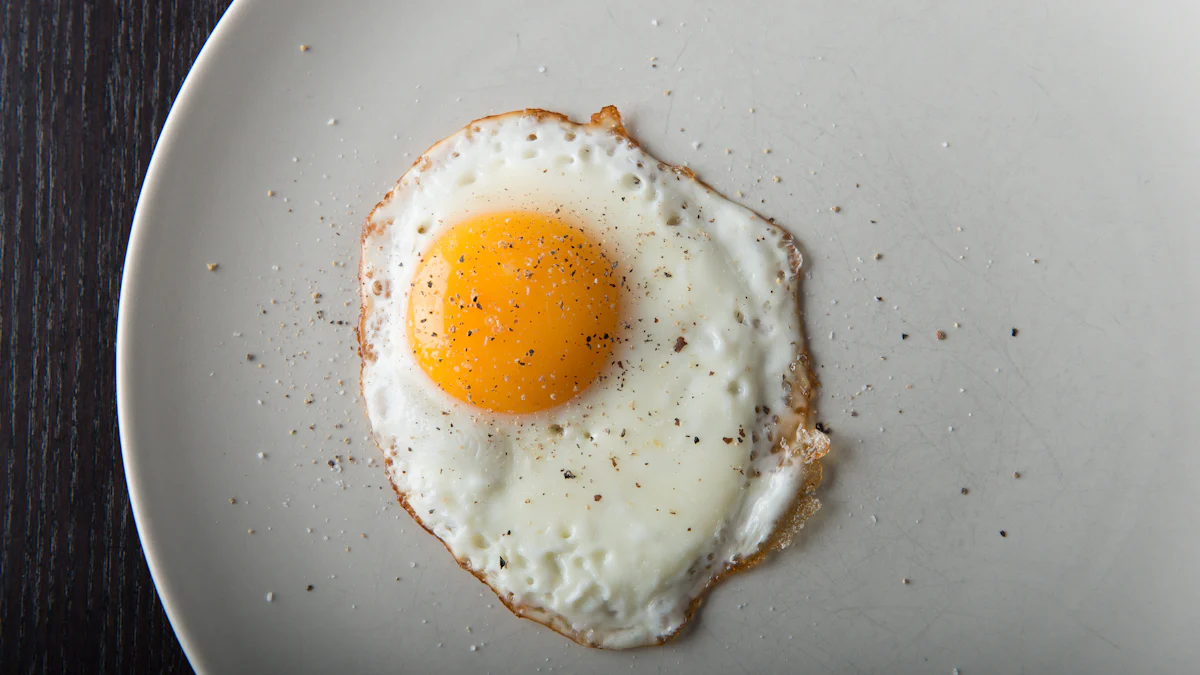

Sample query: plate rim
[115,2,248,672]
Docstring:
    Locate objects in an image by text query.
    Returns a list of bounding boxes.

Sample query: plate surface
[118,1,1200,672]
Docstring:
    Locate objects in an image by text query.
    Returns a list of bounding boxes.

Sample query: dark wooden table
[2,2,232,672]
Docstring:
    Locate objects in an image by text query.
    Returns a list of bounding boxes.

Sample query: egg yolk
[407,211,620,414]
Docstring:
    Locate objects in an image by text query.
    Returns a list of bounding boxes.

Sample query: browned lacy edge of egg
[357,106,830,649]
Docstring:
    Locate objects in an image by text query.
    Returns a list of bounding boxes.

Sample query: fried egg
[359,107,828,649]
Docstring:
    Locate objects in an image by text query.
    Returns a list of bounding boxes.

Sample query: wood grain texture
[1,1,231,672]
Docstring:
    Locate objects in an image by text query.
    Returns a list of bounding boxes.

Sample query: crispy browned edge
[357,106,828,649]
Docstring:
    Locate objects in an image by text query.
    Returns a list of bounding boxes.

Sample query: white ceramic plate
[118,1,1200,672]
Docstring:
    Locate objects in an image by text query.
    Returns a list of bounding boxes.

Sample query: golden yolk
[407,211,620,414]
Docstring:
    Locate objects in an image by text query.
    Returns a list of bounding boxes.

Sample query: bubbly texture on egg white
[359,107,829,649]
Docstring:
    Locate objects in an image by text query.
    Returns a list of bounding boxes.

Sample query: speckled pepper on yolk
[406,211,620,414]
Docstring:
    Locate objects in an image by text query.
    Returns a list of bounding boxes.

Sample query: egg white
[360,108,828,649]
